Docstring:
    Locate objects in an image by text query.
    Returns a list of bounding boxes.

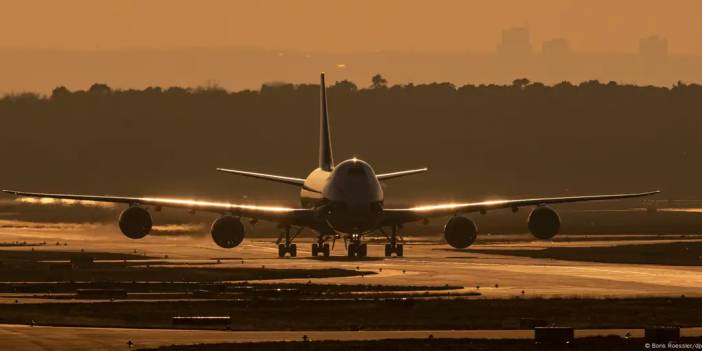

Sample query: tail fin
[319,73,334,171]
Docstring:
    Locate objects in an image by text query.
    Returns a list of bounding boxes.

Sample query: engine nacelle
[211,216,245,248]
[443,216,478,249]
[118,206,152,239]
[528,206,560,240]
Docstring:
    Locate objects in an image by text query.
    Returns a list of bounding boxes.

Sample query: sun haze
[0,1,700,92]
[1,0,700,54]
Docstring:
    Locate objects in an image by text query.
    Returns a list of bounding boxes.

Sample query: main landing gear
[383,225,404,257]
[277,225,302,257]
[347,234,368,258]
[311,235,330,257]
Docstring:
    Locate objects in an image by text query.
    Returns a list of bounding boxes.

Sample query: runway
[2,222,702,349]
[2,323,702,351]
[2,221,702,299]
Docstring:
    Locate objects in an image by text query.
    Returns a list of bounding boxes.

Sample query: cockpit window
[348,165,366,176]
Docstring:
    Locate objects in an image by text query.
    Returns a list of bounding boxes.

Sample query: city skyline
[1,1,701,55]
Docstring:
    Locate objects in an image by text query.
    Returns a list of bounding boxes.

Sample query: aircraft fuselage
[300,158,383,233]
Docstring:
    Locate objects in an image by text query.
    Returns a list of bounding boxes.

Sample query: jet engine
[211,216,245,248]
[528,206,560,240]
[118,206,152,239]
[443,216,478,249]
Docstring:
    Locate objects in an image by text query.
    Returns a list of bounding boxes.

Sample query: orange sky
[1,0,700,54]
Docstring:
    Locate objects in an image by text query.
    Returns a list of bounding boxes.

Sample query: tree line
[1,77,700,206]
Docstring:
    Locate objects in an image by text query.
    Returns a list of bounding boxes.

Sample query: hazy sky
[1,0,700,54]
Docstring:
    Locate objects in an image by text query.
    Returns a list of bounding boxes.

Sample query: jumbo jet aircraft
[4,74,659,258]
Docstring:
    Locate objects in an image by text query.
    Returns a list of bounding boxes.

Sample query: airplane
[3,73,659,258]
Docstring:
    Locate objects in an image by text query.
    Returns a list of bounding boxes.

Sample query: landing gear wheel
[348,243,366,258]
[277,226,302,258]
[383,225,404,257]
[348,243,358,257]
[358,243,368,257]
[312,242,329,257]
[384,243,404,257]
[278,243,297,257]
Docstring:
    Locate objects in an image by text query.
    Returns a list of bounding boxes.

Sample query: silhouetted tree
[88,83,111,95]
[332,80,358,93]
[371,74,388,89]
[0,78,699,209]
[512,78,530,89]
[144,86,163,95]
[165,86,189,95]
[261,82,295,96]
[51,86,71,99]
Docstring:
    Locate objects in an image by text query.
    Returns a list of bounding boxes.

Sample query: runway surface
[1,221,702,299]
[2,324,702,351]
[2,222,702,349]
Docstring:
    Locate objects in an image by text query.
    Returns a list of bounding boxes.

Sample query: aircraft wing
[381,190,660,225]
[2,190,314,225]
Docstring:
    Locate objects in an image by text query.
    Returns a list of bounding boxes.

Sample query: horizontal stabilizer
[376,168,428,181]
[216,168,305,187]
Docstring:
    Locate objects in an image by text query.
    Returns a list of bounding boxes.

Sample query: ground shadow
[305,256,385,262]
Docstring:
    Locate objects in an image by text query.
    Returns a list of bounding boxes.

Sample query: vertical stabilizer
[319,73,334,171]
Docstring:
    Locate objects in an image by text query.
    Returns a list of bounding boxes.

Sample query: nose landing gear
[348,242,368,257]
[347,234,368,258]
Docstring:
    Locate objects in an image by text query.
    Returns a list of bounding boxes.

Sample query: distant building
[542,38,571,58]
[495,27,533,80]
[541,38,573,82]
[497,27,532,58]
[638,35,669,84]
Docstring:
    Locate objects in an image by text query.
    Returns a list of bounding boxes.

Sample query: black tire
[384,244,392,257]
[278,244,286,257]
[311,243,318,256]
[322,243,330,257]
[290,244,297,257]
[396,244,404,257]
[359,244,368,257]
[348,243,357,257]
